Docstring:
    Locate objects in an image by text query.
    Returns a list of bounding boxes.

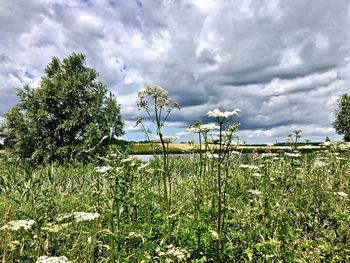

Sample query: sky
[0,0,350,144]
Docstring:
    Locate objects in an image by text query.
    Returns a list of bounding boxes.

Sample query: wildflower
[187,123,219,133]
[284,152,301,158]
[1,219,35,231]
[72,212,99,222]
[314,160,326,168]
[335,192,348,197]
[95,166,112,173]
[115,167,122,173]
[156,245,189,261]
[36,256,71,263]
[252,172,263,178]
[248,190,262,196]
[239,164,259,170]
[207,108,240,118]
[57,212,99,223]
[338,142,350,151]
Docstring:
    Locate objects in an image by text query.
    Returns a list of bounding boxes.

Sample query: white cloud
[0,0,349,142]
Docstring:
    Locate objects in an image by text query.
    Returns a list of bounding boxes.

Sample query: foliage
[286,129,302,150]
[334,93,350,141]
[1,150,350,262]
[0,53,123,164]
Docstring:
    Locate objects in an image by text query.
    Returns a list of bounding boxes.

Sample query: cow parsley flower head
[200,123,220,132]
[252,172,263,178]
[207,108,240,118]
[72,212,100,222]
[314,160,326,168]
[57,212,100,223]
[95,166,112,173]
[239,164,259,170]
[36,256,71,263]
[1,219,35,231]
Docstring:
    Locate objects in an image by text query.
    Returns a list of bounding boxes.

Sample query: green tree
[333,93,350,142]
[0,53,124,164]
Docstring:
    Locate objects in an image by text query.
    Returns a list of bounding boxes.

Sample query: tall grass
[1,149,350,262]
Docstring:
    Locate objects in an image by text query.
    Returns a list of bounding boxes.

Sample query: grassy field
[1,148,350,262]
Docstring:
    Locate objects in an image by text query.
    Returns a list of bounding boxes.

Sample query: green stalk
[216,122,223,263]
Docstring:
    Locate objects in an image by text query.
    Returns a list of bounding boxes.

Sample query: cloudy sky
[1,0,350,143]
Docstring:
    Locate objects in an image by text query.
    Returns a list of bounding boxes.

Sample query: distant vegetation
[334,93,350,142]
[0,53,123,165]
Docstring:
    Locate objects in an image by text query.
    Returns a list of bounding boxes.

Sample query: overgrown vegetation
[1,148,350,262]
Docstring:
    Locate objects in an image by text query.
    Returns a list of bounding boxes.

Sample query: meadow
[1,86,350,262]
[1,145,350,262]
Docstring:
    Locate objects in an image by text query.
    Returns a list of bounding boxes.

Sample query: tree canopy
[0,53,124,164]
[333,93,350,142]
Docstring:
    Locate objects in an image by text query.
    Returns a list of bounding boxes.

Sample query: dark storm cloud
[0,0,349,141]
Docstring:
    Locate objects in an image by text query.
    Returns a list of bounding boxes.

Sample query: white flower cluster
[338,142,350,151]
[252,172,263,178]
[239,164,259,170]
[314,160,326,168]
[155,245,190,262]
[138,85,168,99]
[207,108,240,118]
[36,256,70,263]
[248,190,262,196]
[95,166,112,173]
[187,123,219,133]
[284,152,301,158]
[58,212,100,223]
[1,219,35,231]
[72,212,100,222]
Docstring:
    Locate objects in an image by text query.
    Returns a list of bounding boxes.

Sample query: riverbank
[131,142,327,154]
